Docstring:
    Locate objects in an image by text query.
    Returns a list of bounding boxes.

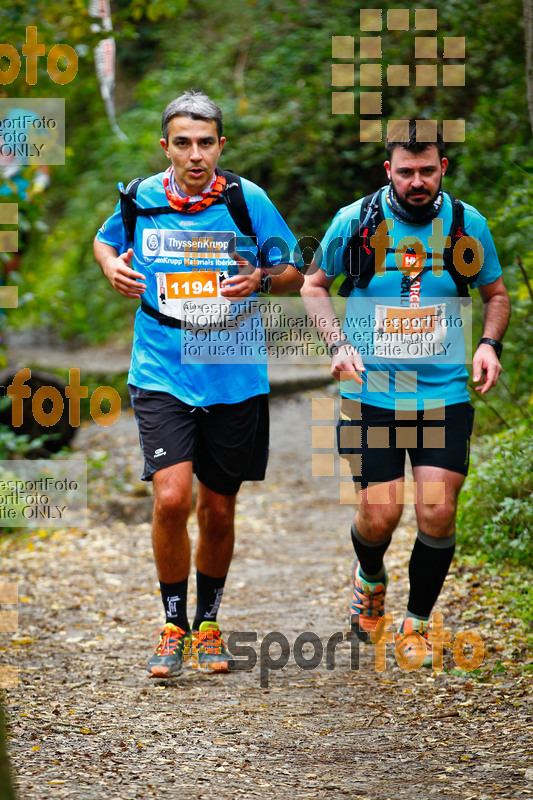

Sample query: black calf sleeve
[407,529,455,619]
[351,523,391,580]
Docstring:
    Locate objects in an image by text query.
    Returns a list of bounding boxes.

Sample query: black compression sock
[193,570,227,631]
[159,578,190,631]
[407,529,456,619]
[351,523,391,581]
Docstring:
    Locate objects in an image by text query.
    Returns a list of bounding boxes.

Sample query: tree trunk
[525,0,533,136]
[0,698,15,800]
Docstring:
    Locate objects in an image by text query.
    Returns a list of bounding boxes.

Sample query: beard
[392,176,443,219]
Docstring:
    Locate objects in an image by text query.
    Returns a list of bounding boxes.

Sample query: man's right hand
[331,343,365,385]
[102,248,146,299]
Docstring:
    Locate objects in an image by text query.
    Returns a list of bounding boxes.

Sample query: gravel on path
[1,388,531,800]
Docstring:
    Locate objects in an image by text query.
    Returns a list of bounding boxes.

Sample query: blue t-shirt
[317,189,502,410]
[97,171,302,406]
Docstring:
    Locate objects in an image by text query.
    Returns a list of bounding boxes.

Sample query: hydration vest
[338,188,481,298]
[118,169,262,329]
[119,168,258,250]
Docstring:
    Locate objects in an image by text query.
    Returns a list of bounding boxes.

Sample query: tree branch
[517,254,533,304]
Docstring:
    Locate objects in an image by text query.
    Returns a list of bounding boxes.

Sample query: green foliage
[10,0,530,344]
[0,422,47,459]
[5,0,530,343]
[497,572,533,627]
[128,0,188,22]
[466,173,533,433]
[457,422,533,629]
[457,424,533,565]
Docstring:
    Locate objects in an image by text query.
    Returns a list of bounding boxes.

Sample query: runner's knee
[154,483,192,523]
[197,495,235,537]
[415,498,457,537]
[356,504,402,540]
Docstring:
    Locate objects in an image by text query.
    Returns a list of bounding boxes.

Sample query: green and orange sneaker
[350,559,388,642]
[395,617,433,669]
[147,623,191,679]
[190,621,233,674]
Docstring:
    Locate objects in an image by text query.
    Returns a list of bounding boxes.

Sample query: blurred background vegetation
[0,0,532,606]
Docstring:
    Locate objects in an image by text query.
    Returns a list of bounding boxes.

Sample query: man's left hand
[472,343,502,394]
[220,253,261,298]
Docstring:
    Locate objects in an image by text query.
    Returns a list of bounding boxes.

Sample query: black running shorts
[337,399,475,489]
[128,386,269,496]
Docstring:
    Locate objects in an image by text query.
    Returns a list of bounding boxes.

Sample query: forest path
[2,388,531,800]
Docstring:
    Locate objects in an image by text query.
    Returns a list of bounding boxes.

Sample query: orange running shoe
[147,623,191,678]
[190,621,234,674]
[395,617,433,668]
[350,559,388,642]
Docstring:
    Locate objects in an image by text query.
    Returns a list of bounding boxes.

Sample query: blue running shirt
[97,172,302,406]
[317,189,502,409]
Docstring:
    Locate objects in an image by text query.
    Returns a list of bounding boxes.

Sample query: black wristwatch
[259,273,272,294]
[329,339,349,357]
[477,337,503,358]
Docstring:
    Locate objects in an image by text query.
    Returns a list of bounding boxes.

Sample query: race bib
[156,270,232,327]
[145,230,238,328]
[164,271,221,300]
[374,303,447,359]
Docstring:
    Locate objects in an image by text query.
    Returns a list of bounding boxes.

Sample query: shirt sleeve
[315,201,362,279]
[470,220,503,288]
[95,198,128,254]
[460,204,502,288]
[241,180,304,270]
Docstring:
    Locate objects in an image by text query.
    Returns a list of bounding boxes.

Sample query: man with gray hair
[94,90,303,679]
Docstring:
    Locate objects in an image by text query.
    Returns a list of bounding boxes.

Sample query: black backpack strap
[338,189,384,297]
[140,298,183,328]
[120,170,262,263]
[218,168,267,268]
[444,192,481,298]
[119,177,144,245]
[120,177,177,245]
[218,169,255,239]
[337,189,481,299]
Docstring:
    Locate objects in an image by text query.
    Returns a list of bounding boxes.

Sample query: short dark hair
[385,118,445,160]
[161,91,223,142]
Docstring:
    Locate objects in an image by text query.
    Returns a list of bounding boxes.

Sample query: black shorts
[337,399,475,489]
[128,386,269,496]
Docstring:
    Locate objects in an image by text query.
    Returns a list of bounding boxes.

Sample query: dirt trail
[1,388,532,800]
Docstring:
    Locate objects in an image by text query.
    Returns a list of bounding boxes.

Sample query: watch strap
[259,272,272,294]
[477,337,503,357]
[329,339,349,358]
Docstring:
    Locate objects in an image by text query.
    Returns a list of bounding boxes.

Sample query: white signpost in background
[89,0,127,141]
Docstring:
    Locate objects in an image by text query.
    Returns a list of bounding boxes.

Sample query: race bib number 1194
[166,271,220,299]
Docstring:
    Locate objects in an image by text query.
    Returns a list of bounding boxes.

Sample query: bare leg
[354,476,405,542]
[195,482,236,577]
[151,461,194,582]
[413,465,465,537]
